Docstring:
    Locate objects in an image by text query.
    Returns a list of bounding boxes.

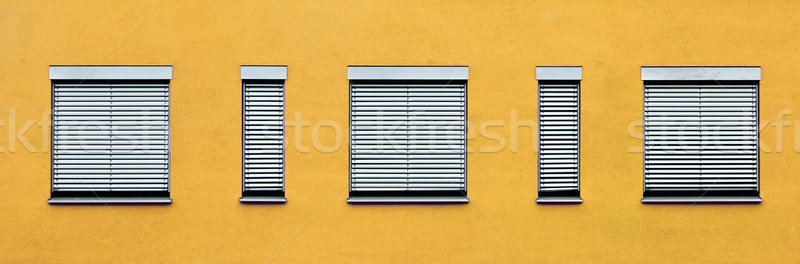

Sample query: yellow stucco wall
[2,0,799,263]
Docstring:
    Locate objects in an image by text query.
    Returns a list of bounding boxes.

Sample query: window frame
[48,65,173,205]
[535,66,583,204]
[239,65,288,204]
[640,66,762,204]
[346,66,469,204]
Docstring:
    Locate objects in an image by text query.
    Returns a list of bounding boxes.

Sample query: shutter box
[240,66,288,203]
[48,66,172,205]
[641,67,762,203]
[536,66,582,204]
[347,66,469,203]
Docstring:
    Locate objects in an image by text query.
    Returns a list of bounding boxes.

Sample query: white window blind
[240,66,287,203]
[347,66,469,203]
[641,67,761,203]
[49,66,172,204]
[536,66,582,204]
[242,82,285,201]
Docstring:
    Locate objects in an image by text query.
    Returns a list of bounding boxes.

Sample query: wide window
[642,67,761,203]
[49,66,172,204]
[347,66,468,203]
[536,66,582,204]
[240,66,287,203]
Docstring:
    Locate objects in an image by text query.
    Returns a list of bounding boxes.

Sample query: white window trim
[346,196,469,203]
[48,197,172,204]
[536,66,582,80]
[241,65,288,80]
[347,66,468,80]
[641,66,760,81]
[49,65,172,80]
[642,196,762,203]
[536,197,583,203]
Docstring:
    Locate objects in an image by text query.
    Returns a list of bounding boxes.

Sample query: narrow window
[240,66,287,203]
[49,66,172,204]
[642,67,761,203]
[347,66,469,203]
[536,66,582,204]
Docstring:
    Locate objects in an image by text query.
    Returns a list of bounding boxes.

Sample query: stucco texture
[1,0,798,263]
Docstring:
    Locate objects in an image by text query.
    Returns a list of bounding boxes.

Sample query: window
[240,66,287,203]
[642,67,761,203]
[49,66,172,204]
[347,66,468,203]
[536,66,582,204]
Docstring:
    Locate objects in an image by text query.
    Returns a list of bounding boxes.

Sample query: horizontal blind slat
[52,82,170,193]
[539,82,580,193]
[350,82,466,193]
[644,82,758,192]
[243,82,285,192]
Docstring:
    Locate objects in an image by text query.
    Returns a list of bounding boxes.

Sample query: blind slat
[350,82,467,193]
[644,82,759,193]
[52,82,170,194]
[243,82,285,193]
[538,82,580,194]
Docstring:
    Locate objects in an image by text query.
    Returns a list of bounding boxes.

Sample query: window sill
[536,196,583,204]
[347,196,469,204]
[48,197,172,205]
[239,196,287,204]
[642,196,762,204]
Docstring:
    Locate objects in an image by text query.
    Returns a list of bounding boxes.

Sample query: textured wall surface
[1,0,799,263]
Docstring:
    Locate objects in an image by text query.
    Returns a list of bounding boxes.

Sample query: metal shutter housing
[535,67,582,204]
[347,66,469,203]
[641,67,762,203]
[240,66,288,203]
[48,66,172,204]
